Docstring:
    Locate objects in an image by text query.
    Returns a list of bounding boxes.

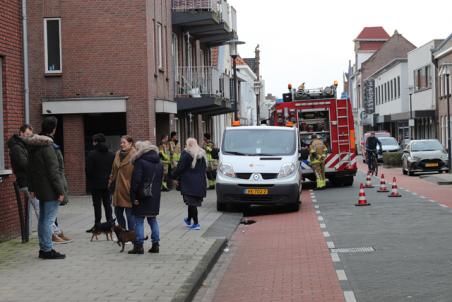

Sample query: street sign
[409,119,415,127]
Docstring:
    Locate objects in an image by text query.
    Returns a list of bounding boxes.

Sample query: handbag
[142,171,156,198]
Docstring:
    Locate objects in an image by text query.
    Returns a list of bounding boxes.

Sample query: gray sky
[228,0,452,98]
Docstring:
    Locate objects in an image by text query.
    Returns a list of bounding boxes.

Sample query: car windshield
[379,137,398,146]
[411,140,443,152]
[223,129,296,156]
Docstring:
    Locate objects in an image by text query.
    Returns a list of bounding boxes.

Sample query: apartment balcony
[175,66,233,116]
[172,0,237,46]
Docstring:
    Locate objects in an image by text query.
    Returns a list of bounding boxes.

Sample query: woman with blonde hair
[109,135,136,231]
[172,138,207,230]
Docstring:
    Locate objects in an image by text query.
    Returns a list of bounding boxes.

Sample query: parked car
[402,139,449,176]
[377,136,402,161]
[360,131,390,162]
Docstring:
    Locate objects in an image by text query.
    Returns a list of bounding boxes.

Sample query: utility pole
[255,45,260,124]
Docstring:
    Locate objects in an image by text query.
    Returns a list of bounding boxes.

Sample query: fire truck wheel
[342,176,354,187]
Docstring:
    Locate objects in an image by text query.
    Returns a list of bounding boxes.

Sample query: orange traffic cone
[388,177,402,197]
[377,174,389,192]
[364,172,374,188]
[355,183,371,206]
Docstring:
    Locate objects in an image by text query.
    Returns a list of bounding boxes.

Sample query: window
[0,57,5,171]
[172,33,179,80]
[156,23,163,70]
[397,76,401,98]
[44,18,62,73]
[414,65,431,91]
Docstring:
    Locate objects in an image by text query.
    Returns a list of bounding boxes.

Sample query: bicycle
[366,148,379,176]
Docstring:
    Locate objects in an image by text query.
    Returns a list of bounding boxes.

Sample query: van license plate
[245,188,269,195]
[425,163,438,167]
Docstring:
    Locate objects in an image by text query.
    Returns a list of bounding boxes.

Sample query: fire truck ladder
[336,100,350,153]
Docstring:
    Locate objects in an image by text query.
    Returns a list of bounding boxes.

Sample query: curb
[171,238,227,302]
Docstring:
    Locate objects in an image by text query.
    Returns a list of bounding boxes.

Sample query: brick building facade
[0,0,25,241]
[27,0,174,195]
[433,35,452,148]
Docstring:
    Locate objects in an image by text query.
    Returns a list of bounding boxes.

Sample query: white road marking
[412,192,418,196]
[327,241,335,248]
[344,291,357,302]
[320,223,326,229]
[323,231,330,238]
[312,199,318,203]
[318,216,324,221]
[430,199,436,203]
[420,196,426,199]
[331,253,340,262]
[336,270,347,280]
[309,189,313,192]
[440,204,448,208]
[316,210,321,214]
[314,205,319,209]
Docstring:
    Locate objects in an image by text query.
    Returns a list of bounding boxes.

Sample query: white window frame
[157,23,163,71]
[44,18,62,74]
[172,33,179,83]
[0,57,5,171]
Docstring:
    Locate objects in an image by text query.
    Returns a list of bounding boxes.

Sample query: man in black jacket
[86,133,115,232]
[25,117,66,259]
[7,124,40,229]
[365,132,383,171]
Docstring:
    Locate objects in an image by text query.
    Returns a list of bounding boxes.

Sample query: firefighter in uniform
[159,134,171,191]
[309,134,327,190]
[203,133,218,189]
[169,131,181,189]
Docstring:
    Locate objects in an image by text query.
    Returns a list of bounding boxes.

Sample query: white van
[216,125,302,211]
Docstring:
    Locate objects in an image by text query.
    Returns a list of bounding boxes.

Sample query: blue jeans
[115,207,135,231]
[38,200,59,252]
[134,216,160,245]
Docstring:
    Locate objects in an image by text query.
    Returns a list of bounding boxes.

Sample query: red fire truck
[271,83,357,186]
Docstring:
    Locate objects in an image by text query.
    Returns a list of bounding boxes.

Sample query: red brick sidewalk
[212,190,345,302]
[358,161,452,207]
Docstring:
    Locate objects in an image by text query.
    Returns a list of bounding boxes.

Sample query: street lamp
[227,39,245,121]
[253,80,261,125]
[439,64,451,173]
[408,86,414,140]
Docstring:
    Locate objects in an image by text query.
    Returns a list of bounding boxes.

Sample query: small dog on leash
[88,219,115,242]
[113,225,148,252]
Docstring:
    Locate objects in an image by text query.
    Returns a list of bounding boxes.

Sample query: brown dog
[113,225,148,252]
[89,220,115,242]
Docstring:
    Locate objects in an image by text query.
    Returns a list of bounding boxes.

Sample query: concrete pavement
[0,190,241,302]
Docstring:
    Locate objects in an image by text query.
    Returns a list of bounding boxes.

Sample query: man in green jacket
[25,117,66,259]
[7,124,40,232]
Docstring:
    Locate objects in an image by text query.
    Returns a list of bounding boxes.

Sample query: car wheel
[408,167,414,176]
[216,201,227,212]
[288,201,300,212]
[342,176,354,186]
[402,168,407,175]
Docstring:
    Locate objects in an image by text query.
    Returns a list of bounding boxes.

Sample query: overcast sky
[228,0,452,98]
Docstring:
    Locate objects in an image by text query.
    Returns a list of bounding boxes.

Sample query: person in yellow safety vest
[203,133,218,190]
[169,131,181,190]
[158,134,171,191]
[309,134,327,190]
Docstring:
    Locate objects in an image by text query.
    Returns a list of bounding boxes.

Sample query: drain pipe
[22,0,30,123]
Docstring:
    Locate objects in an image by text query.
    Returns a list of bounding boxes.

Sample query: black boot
[128,243,144,254]
[148,242,159,253]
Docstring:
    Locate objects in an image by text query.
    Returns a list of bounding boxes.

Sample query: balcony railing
[172,0,220,13]
[172,0,236,33]
[176,66,230,99]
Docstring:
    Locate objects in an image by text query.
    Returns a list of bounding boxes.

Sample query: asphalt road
[314,171,452,302]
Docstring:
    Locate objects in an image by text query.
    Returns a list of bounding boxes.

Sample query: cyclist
[365,132,382,173]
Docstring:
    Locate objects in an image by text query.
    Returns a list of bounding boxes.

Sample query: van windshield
[223,129,296,156]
